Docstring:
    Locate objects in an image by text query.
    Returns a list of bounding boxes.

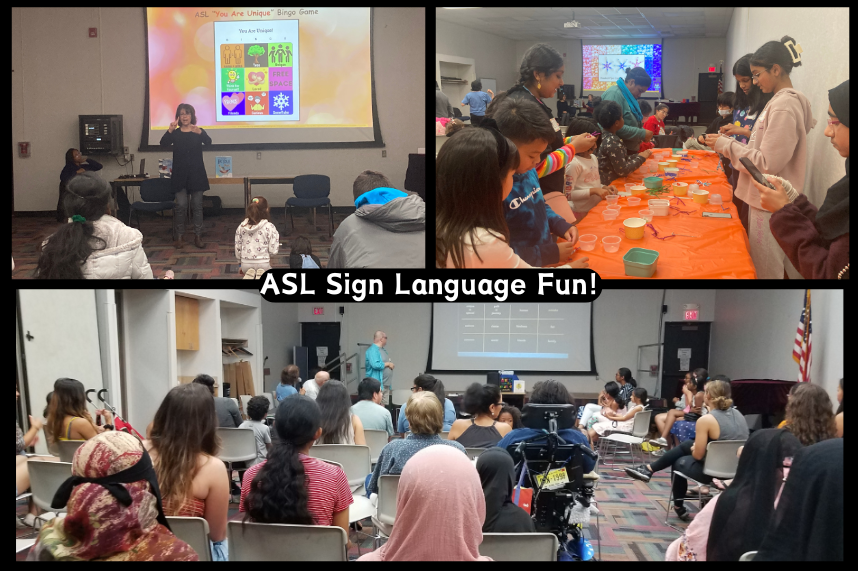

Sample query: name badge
[550,118,561,132]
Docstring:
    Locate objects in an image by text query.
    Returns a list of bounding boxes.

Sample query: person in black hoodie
[476,448,535,533]
[58,149,103,222]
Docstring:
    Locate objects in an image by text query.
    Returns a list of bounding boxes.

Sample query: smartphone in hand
[740,157,776,189]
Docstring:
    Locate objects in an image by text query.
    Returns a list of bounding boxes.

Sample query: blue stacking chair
[285,174,333,237]
[129,178,175,232]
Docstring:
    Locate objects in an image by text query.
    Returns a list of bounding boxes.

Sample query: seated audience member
[369,391,466,495]
[616,367,638,404]
[58,148,103,222]
[592,388,648,444]
[626,379,748,521]
[239,396,272,467]
[288,235,321,269]
[638,99,653,122]
[148,383,229,558]
[585,381,627,445]
[447,383,511,447]
[651,372,694,451]
[17,387,58,528]
[563,118,617,217]
[476,447,536,533]
[316,380,366,446]
[595,100,652,185]
[276,366,300,402]
[302,370,329,401]
[351,377,395,437]
[497,404,523,429]
[327,170,425,268]
[397,374,456,433]
[37,172,153,279]
[650,368,707,448]
[579,380,624,430]
[578,371,632,428]
[755,438,843,561]
[643,103,668,137]
[496,379,596,475]
[46,377,113,444]
[192,373,241,427]
[358,445,491,561]
[835,378,843,437]
[29,431,197,561]
[445,117,466,137]
[240,395,353,541]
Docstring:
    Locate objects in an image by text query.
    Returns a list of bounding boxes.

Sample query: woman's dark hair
[35,172,110,279]
[784,383,836,447]
[604,381,627,408]
[594,100,623,131]
[357,377,381,401]
[316,380,353,444]
[557,89,566,101]
[487,96,556,145]
[515,43,564,88]
[436,127,519,268]
[499,404,523,429]
[530,379,572,405]
[246,395,270,421]
[624,67,652,89]
[471,79,482,91]
[591,95,602,107]
[462,383,501,416]
[192,374,216,395]
[717,91,735,109]
[751,35,803,77]
[281,366,300,386]
[633,387,649,406]
[291,236,313,256]
[655,103,669,113]
[713,374,732,383]
[566,117,602,149]
[692,368,710,389]
[245,196,271,226]
[836,378,843,415]
[445,118,466,137]
[65,148,78,166]
[43,391,54,419]
[638,100,652,116]
[244,395,320,524]
[175,103,197,124]
[618,367,637,388]
[733,53,774,116]
[46,378,94,444]
[414,374,446,405]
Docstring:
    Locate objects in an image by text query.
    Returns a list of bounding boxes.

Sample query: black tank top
[456,418,503,448]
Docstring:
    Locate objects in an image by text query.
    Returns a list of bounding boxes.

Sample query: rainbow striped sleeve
[536,141,576,178]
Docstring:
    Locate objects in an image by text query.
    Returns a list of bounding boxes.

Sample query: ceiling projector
[564,21,581,28]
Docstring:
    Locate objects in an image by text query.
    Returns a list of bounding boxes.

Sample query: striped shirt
[239,454,353,526]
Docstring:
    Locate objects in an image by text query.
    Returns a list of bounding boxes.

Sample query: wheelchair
[506,403,601,561]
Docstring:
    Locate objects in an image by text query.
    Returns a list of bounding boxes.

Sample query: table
[244,175,297,207]
[111,176,293,211]
[569,149,757,279]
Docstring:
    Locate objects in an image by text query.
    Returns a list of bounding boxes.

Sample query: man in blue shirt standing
[365,330,394,406]
[461,80,493,127]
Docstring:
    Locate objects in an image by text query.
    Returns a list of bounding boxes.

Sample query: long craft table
[568,149,757,279]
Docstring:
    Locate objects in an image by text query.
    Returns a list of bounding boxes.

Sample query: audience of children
[396,374,456,434]
[595,100,653,186]
[476,447,536,533]
[460,80,493,127]
[276,366,300,402]
[563,118,617,217]
[447,383,511,448]
[238,395,273,467]
[235,196,279,279]
[288,235,321,269]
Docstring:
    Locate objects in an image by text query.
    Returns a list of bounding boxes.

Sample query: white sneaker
[649,437,668,447]
[651,448,665,457]
[22,513,38,527]
[242,268,257,279]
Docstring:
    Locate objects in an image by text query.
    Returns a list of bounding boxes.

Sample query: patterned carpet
[12,207,350,279]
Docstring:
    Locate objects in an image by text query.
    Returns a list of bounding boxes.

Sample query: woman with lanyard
[160,103,212,249]
[600,66,655,156]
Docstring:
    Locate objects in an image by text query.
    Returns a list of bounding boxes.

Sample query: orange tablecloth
[569,149,756,279]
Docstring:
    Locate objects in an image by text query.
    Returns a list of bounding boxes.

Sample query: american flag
[792,289,812,383]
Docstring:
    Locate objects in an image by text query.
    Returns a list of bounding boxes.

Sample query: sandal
[687,486,711,497]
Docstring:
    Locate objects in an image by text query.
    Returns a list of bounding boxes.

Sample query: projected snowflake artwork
[273,92,290,112]
[632,57,643,68]
[616,59,627,71]
[583,44,661,91]
[602,61,613,72]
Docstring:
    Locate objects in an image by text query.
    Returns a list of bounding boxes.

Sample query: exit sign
[685,310,699,321]
[313,307,324,315]
[708,66,716,72]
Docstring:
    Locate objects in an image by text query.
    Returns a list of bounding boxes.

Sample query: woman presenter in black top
[160,103,212,249]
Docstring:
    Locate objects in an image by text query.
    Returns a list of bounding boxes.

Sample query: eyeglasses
[410,386,418,392]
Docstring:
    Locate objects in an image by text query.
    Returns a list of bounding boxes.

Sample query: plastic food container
[671,154,682,160]
[626,196,641,207]
[693,190,710,204]
[710,193,723,205]
[689,160,699,168]
[630,185,646,196]
[664,167,679,176]
[666,160,678,168]
[672,148,682,153]
[602,235,621,253]
[648,199,670,216]
[623,247,660,277]
[606,194,619,206]
[578,234,597,251]
[638,209,654,222]
[689,183,700,194]
[679,150,689,155]
[622,217,646,239]
[672,182,688,196]
[658,162,669,172]
[644,176,663,189]
[602,209,619,220]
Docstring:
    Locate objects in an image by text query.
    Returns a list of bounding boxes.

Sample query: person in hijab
[751,79,849,279]
[358,445,492,561]
[756,438,843,561]
[28,431,197,562]
[476,448,536,533]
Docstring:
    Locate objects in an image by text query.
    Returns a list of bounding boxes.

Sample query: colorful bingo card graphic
[214,20,299,122]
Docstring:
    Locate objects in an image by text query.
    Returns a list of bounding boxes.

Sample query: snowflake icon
[616,60,627,71]
[273,92,290,111]
[602,61,613,72]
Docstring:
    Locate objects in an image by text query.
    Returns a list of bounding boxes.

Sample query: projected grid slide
[457,303,568,358]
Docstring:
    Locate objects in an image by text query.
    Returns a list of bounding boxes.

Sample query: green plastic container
[623,247,659,277]
[643,176,663,189]
[672,148,682,153]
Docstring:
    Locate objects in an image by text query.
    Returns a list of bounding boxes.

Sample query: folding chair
[739,550,757,561]
[480,533,559,561]
[56,440,86,464]
[369,474,400,548]
[464,447,488,461]
[309,445,374,523]
[362,429,390,465]
[216,428,257,503]
[28,461,73,527]
[239,395,254,419]
[167,516,212,561]
[596,410,652,478]
[227,521,347,561]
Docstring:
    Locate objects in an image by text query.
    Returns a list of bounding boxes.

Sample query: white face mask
[718,109,731,116]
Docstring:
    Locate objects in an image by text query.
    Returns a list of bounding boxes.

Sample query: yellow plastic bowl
[666,159,678,168]
[623,217,646,240]
[673,182,688,196]
[630,185,647,196]
[658,162,669,172]
[692,190,710,204]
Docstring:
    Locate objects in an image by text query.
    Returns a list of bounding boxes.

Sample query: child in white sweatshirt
[235,196,279,278]
[564,118,617,217]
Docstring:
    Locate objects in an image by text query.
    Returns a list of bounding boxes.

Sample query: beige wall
[436,19,518,97]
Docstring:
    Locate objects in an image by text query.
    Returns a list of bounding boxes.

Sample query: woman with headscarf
[358,445,492,561]
[600,67,655,155]
[476,448,535,533]
[756,438,843,561]
[28,431,197,561]
[750,79,849,279]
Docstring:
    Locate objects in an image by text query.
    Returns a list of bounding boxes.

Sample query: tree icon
[248,45,265,65]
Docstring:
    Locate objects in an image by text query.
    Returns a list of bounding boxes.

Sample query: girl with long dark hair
[240,395,352,539]
[650,369,707,449]
[585,381,627,446]
[615,367,638,403]
[46,378,111,444]
[315,380,366,445]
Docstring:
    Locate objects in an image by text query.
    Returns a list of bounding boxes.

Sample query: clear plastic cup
[606,194,619,206]
[625,183,636,193]
[602,235,621,253]
[602,209,619,221]
[648,163,658,173]
[627,196,641,207]
[605,204,621,214]
[710,193,723,205]
[689,160,699,168]
[638,209,654,222]
[578,234,597,251]
[689,183,700,194]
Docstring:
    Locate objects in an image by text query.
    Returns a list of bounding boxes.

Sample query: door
[300,323,341,380]
[661,322,710,400]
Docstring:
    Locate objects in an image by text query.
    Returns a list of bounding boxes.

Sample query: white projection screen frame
[428,303,596,374]
[140,7,383,151]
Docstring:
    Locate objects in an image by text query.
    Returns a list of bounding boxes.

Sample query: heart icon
[222,92,244,111]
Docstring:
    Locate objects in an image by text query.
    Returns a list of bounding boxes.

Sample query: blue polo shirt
[462,91,492,116]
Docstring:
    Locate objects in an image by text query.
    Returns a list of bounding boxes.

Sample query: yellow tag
[534,467,569,490]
